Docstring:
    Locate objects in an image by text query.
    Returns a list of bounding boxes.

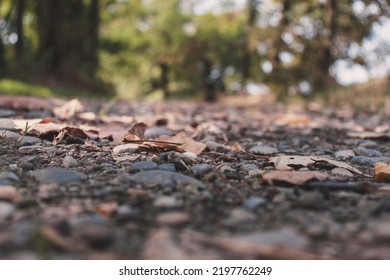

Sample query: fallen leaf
[53,127,89,145]
[159,132,206,154]
[263,170,328,186]
[374,163,390,183]
[128,122,147,139]
[270,155,368,176]
[99,122,128,143]
[53,98,84,119]
[231,142,245,152]
[348,131,390,141]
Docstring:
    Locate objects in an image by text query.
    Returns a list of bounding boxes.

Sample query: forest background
[0,0,389,105]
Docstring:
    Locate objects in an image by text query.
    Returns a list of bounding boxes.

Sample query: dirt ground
[0,96,389,259]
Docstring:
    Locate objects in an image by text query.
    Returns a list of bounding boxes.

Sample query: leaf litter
[0,96,389,259]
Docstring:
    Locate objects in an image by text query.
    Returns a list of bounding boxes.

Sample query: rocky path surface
[0,96,389,259]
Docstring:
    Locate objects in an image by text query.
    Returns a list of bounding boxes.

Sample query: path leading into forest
[0,96,389,259]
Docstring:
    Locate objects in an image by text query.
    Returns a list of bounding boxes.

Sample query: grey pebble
[129,170,205,189]
[112,143,140,155]
[240,163,258,172]
[131,161,158,171]
[223,207,256,226]
[62,155,79,168]
[354,147,383,157]
[0,171,20,185]
[18,136,42,146]
[334,150,355,160]
[158,163,177,172]
[153,195,181,208]
[29,167,86,184]
[349,156,378,166]
[191,163,212,176]
[0,109,16,118]
[249,145,279,155]
[18,145,43,153]
[243,196,267,210]
[0,130,20,139]
[144,127,174,139]
[0,202,15,223]
[331,167,354,178]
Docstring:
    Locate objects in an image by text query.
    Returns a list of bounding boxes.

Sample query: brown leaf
[159,132,206,155]
[231,142,245,152]
[270,155,369,176]
[128,122,147,139]
[53,127,89,145]
[263,170,328,186]
[53,99,84,119]
[99,122,128,143]
[374,163,390,183]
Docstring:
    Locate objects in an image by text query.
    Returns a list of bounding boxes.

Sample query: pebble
[191,163,212,176]
[18,136,42,146]
[144,127,174,139]
[0,109,16,118]
[217,164,235,173]
[153,195,181,208]
[130,161,158,171]
[156,211,190,225]
[236,227,309,250]
[29,168,86,184]
[354,147,383,157]
[349,156,377,167]
[18,145,43,153]
[0,171,20,185]
[249,145,279,155]
[112,143,140,155]
[331,167,354,178]
[19,155,40,171]
[0,202,15,223]
[358,140,378,148]
[0,130,20,139]
[0,186,21,203]
[243,196,267,210]
[205,141,223,152]
[240,163,258,172]
[158,163,176,172]
[223,208,256,226]
[334,150,355,161]
[129,170,205,189]
[62,156,79,168]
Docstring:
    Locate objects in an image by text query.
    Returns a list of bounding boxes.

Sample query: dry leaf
[263,170,328,186]
[53,98,84,119]
[159,132,206,155]
[374,163,390,183]
[53,127,89,145]
[128,122,147,139]
[270,155,367,176]
[99,122,128,143]
[231,142,245,152]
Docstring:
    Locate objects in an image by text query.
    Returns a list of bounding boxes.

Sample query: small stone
[0,172,20,185]
[334,150,355,160]
[158,163,176,172]
[249,145,279,155]
[18,145,43,153]
[0,109,16,118]
[130,161,158,171]
[156,212,190,225]
[240,163,258,172]
[18,136,42,146]
[30,168,86,184]
[223,208,256,226]
[0,202,15,223]
[144,127,174,139]
[247,169,262,177]
[153,196,181,208]
[331,167,354,178]
[62,156,79,168]
[243,196,267,210]
[129,170,205,189]
[191,163,212,176]
[355,147,383,157]
[205,141,222,152]
[217,164,235,173]
[0,118,17,130]
[0,186,21,203]
[0,130,20,139]
[358,140,378,148]
[112,143,140,155]
[349,156,377,167]
[38,184,59,201]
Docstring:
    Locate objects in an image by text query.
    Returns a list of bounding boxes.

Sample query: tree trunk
[159,63,170,99]
[202,58,216,102]
[16,0,25,59]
